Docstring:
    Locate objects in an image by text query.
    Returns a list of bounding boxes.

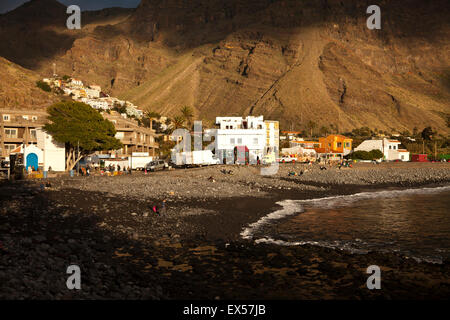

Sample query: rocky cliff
[0,0,448,132]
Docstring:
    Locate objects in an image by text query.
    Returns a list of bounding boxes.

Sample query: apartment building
[0,109,47,158]
[103,112,159,156]
[209,116,279,163]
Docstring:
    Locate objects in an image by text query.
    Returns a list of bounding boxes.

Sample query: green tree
[145,110,161,119]
[44,101,122,171]
[112,102,127,114]
[351,151,371,160]
[144,110,161,129]
[351,149,384,160]
[180,106,194,129]
[36,80,51,92]
[421,126,434,140]
[172,115,186,130]
[368,149,384,160]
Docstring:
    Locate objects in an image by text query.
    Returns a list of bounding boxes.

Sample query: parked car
[277,156,295,163]
[145,160,170,172]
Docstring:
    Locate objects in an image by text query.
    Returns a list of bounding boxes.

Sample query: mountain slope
[0,0,448,132]
[0,57,57,110]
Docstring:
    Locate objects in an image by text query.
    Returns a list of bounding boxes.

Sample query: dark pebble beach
[1,162,449,299]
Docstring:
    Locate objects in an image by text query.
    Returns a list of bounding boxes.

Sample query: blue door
[26,153,38,171]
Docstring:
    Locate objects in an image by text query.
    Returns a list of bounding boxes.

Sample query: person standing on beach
[160,199,167,216]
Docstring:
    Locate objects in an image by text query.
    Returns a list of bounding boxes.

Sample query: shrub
[351,151,372,160]
[352,149,384,160]
[36,80,51,92]
[368,149,384,160]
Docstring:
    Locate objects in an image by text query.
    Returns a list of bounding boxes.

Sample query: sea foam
[241,185,450,263]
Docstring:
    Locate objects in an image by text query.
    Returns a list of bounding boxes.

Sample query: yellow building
[317,134,352,155]
[264,120,279,154]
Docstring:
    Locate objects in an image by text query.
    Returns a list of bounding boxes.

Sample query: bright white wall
[37,129,66,171]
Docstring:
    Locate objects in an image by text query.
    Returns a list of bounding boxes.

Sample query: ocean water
[241,186,450,263]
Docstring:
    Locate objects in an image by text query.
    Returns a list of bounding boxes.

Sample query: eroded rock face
[0,0,448,132]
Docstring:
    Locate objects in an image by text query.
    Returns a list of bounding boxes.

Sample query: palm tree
[145,110,161,130]
[145,110,161,119]
[307,120,317,138]
[180,106,194,129]
[172,115,186,129]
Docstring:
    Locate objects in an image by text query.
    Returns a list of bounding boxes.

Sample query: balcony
[2,118,46,127]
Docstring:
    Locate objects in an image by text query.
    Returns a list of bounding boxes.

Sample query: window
[22,116,29,120]
[237,138,242,145]
[230,138,235,144]
[4,144,16,151]
[5,129,17,138]
[337,142,342,148]
[32,116,38,121]
[3,115,10,121]
[389,146,392,149]
[253,138,258,145]
[30,129,37,140]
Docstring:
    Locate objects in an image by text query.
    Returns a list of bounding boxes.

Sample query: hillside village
[1,73,448,178]
[0,74,449,177]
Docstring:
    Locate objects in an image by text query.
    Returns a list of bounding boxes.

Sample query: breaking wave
[241,185,450,264]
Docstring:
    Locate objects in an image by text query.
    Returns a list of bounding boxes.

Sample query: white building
[70,79,83,87]
[354,138,410,161]
[85,99,109,110]
[85,88,101,99]
[126,105,142,119]
[210,116,278,164]
[22,130,65,171]
[36,129,66,171]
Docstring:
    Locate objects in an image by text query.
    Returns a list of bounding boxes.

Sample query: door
[26,153,38,171]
